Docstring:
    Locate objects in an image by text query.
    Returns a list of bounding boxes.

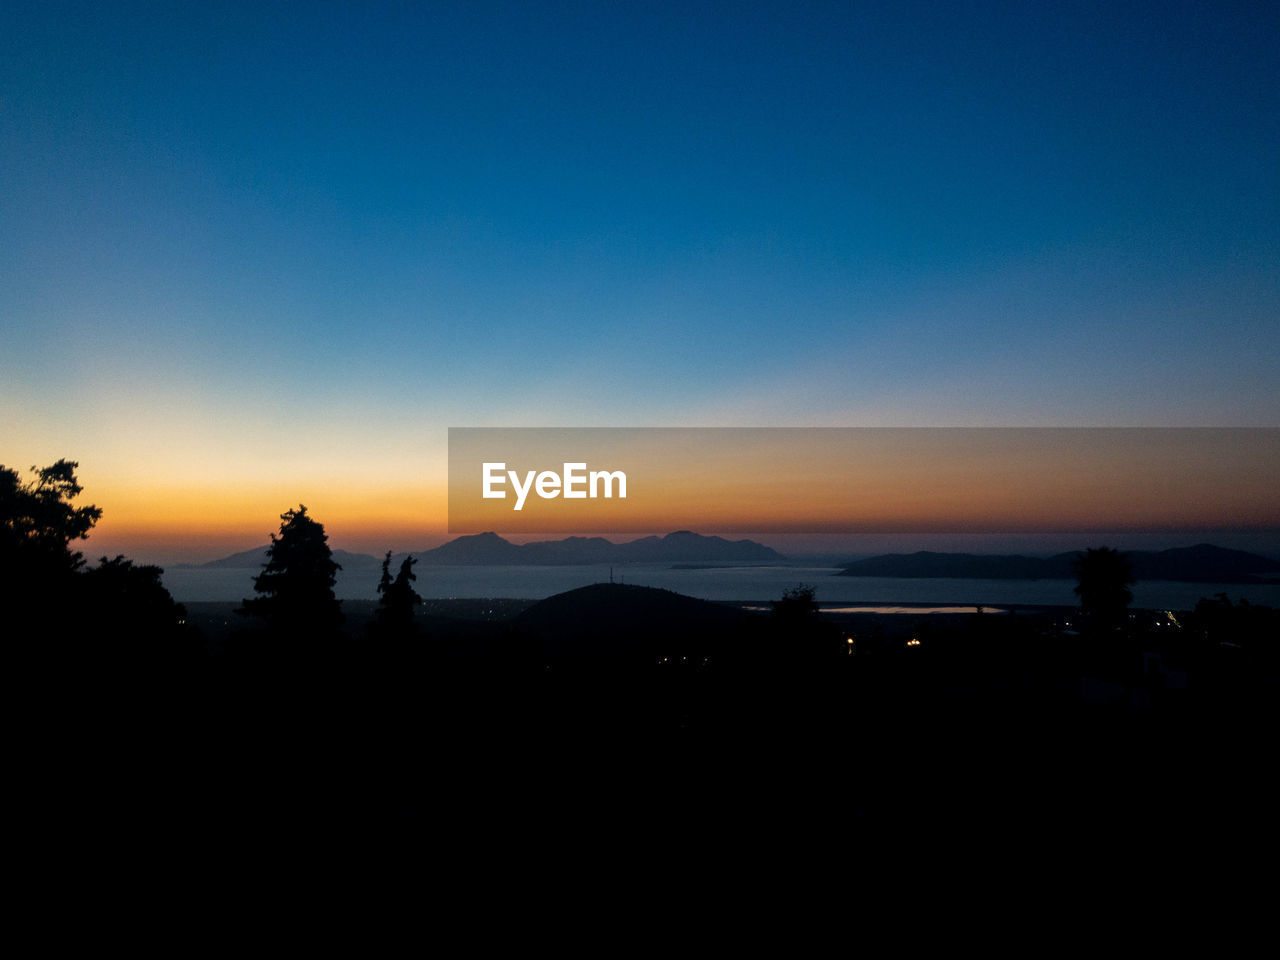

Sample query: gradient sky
[449,428,1280,534]
[3,2,1278,560]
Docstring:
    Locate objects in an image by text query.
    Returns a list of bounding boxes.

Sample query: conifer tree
[375,552,422,637]
[240,505,343,639]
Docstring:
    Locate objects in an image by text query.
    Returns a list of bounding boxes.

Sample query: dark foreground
[27,585,1280,875]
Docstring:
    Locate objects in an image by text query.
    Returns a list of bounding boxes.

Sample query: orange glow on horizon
[80,477,450,562]
[447,428,1280,535]
[35,427,1280,561]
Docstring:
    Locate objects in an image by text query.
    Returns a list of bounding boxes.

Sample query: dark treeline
[7,461,1279,864]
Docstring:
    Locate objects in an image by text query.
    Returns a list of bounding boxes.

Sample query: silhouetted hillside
[839,551,1055,579]
[612,530,781,563]
[514,582,755,658]
[187,547,382,571]
[414,530,782,565]
[410,531,525,565]
[838,543,1280,583]
[186,546,271,569]
[518,536,619,564]
[191,530,782,570]
[1131,543,1280,582]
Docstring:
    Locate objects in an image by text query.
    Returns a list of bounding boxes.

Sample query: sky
[2,1,1278,562]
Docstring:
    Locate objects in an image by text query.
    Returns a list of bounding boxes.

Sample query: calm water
[160,562,1280,610]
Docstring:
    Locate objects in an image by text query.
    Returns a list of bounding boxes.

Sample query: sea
[159,562,1280,610]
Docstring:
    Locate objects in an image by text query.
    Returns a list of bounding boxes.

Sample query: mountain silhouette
[838,543,1280,583]
[188,546,382,571]
[412,531,526,565]
[190,531,780,569]
[422,530,782,565]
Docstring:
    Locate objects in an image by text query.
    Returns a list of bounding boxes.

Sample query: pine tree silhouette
[375,552,422,638]
[239,505,343,641]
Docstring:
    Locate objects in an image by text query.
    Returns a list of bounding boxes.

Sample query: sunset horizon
[5,0,1279,870]
[6,4,1278,575]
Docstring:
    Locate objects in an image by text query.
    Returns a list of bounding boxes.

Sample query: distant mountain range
[187,531,782,569]
[838,544,1280,584]
[195,547,378,570]
[184,539,1280,583]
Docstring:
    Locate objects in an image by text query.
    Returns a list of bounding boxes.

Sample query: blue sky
[2,1,1277,557]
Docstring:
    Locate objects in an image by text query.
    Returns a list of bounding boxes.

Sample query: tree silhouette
[374,552,422,638]
[2,460,187,656]
[773,583,818,621]
[2,459,103,645]
[1073,546,1134,633]
[239,505,343,641]
[1,459,103,591]
[376,552,393,601]
[81,555,189,659]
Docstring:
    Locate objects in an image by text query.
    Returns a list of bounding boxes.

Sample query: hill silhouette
[838,543,1280,583]
[186,546,383,571]
[415,531,524,565]
[423,530,781,565]
[514,582,755,659]
[192,530,782,568]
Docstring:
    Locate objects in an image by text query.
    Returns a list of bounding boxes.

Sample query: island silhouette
[837,543,1280,584]
[185,530,783,569]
